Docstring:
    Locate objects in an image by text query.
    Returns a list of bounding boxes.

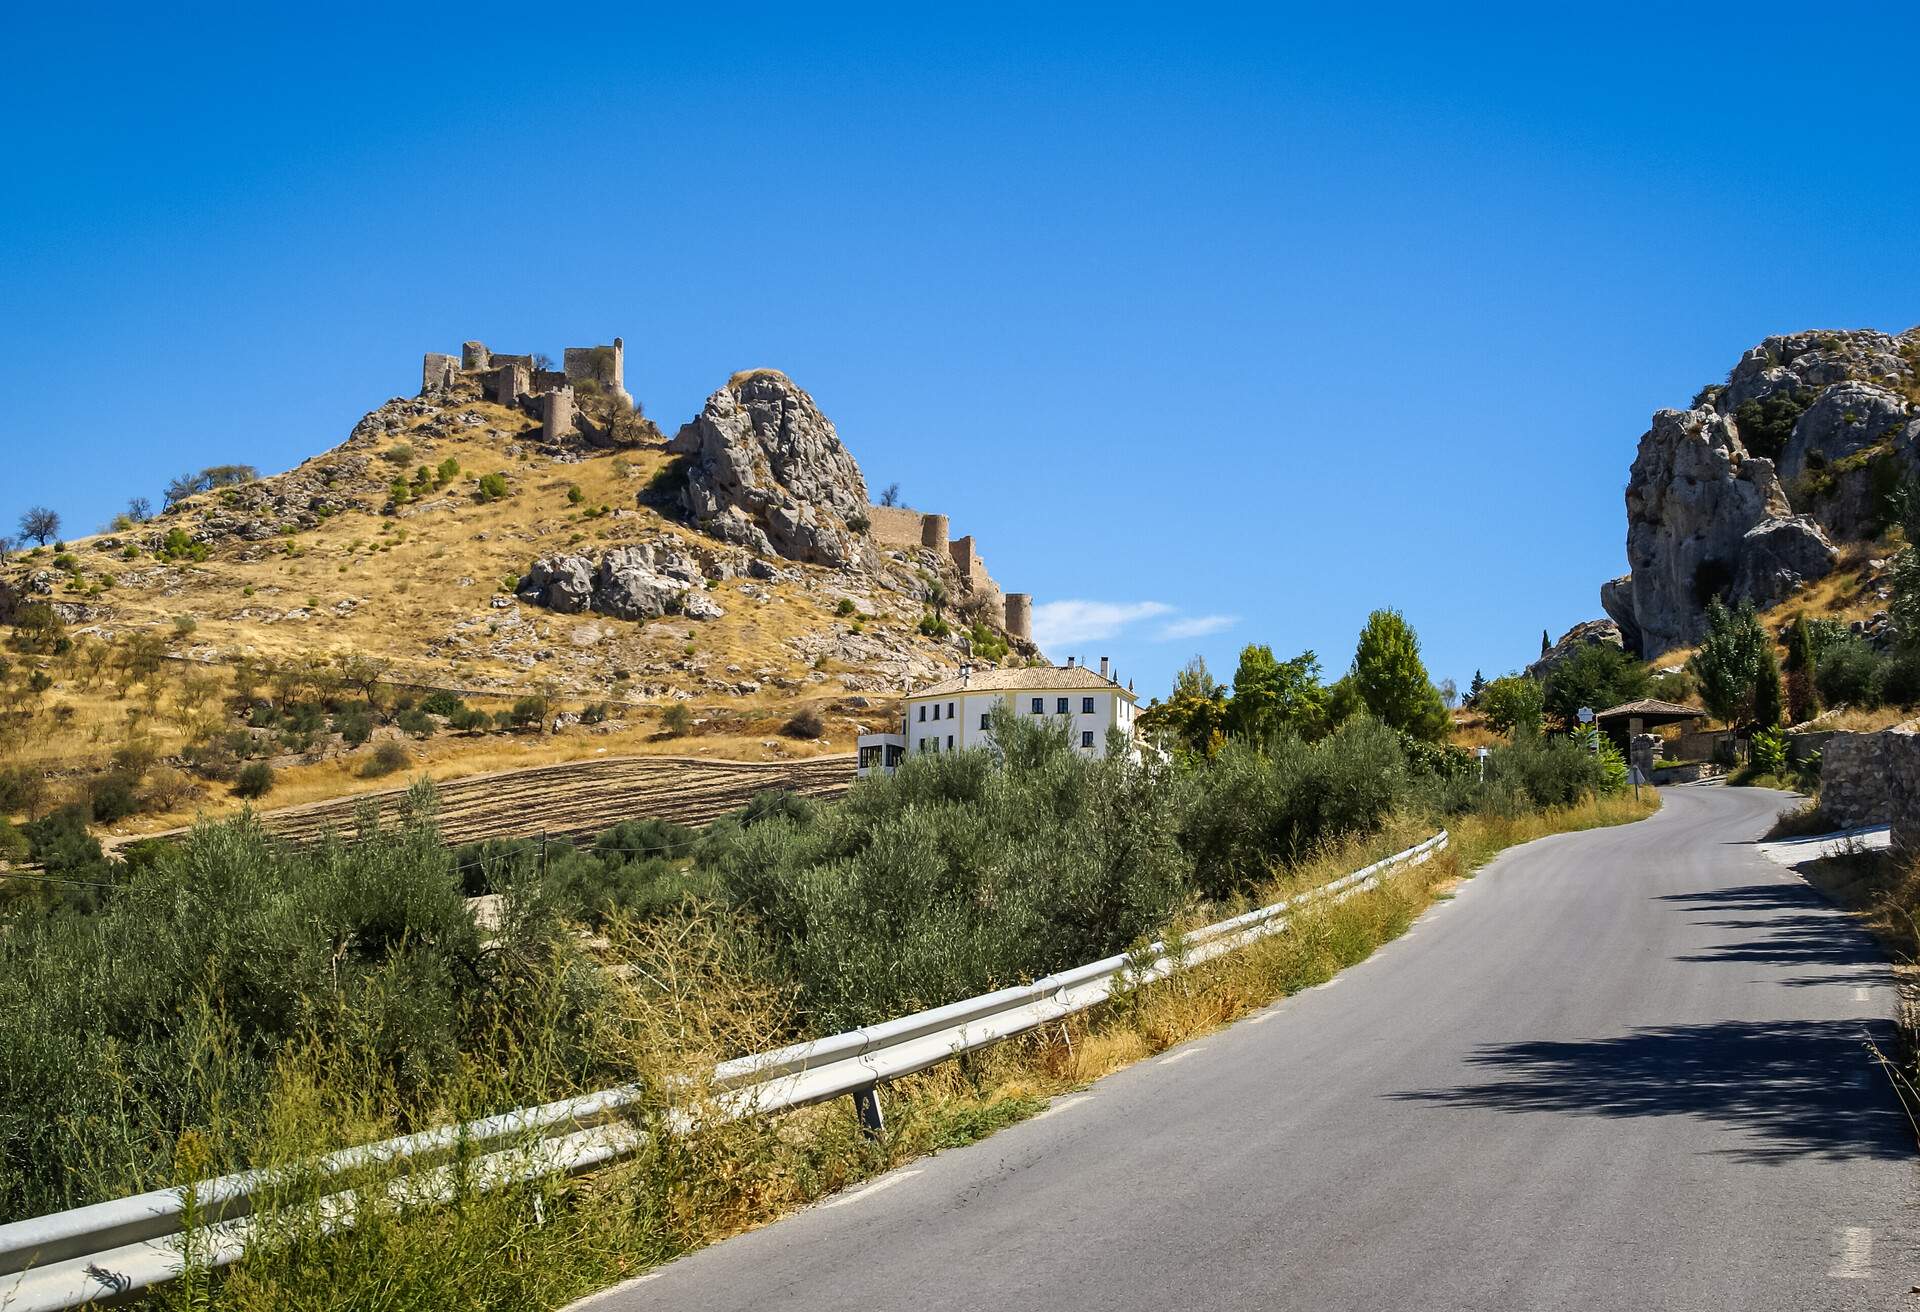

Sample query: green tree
[1689,598,1768,727]
[1227,646,1329,743]
[1351,609,1450,742]
[1478,674,1545,737]
[1887,479,1920,652]
[1752,644,1785,730]
[1782,613,1820,724]
[1139,655,1229,758]
[1541,629,1551,657]
[1541,643,1651,728]
[1467,669,1487,706]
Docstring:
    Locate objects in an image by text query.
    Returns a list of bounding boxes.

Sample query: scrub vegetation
[0,609,1655,1309]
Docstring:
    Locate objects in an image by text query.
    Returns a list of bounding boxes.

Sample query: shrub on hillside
[782,707,826,739]
[1814,636,1882,708]
[233,762,275,799]
[419,690,463,718]
[363,741,410,777]
[0,766,46,818]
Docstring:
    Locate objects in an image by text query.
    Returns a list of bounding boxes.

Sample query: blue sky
[3,3,1916,699]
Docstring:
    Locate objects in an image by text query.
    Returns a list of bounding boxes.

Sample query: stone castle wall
[867,506,926,549]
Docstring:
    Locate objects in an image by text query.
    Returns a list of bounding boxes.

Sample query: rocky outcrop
[519,542,726,622]
[1527,619,1623,681]
[1721,329,1915,413]
[1606,407,1836,657]
[666,371,868,569]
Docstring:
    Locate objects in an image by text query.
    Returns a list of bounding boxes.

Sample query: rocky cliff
[1603,327,1920,657]
[666,371,869,569]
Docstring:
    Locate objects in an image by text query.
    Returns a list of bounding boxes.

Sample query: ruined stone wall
[564,340,624,393]
[949,534,980,578]
[867,505,926,549]
[422,353,460,394]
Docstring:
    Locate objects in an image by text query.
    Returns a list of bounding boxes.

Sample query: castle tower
[542,386,575,439]
[462,341,491,371]
[1004,593,1032,643]
[920,513,949,554]
[421,353,459,395]
[494,360,530,406]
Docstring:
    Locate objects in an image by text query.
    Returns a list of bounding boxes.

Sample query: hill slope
[0,348,1036,836]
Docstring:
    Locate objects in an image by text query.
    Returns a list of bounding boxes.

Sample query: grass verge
[132,789,1660,1311]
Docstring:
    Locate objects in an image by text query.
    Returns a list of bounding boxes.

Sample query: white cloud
[1031,599,1173,648]
[1158,613,1240,641]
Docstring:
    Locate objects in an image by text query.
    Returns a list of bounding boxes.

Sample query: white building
[856,659,1141,777]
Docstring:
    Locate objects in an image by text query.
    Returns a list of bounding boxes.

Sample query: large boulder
[1611,407,1836,658]
[521,554,594,614]
[667,371,868,568]
[519,543,725,622]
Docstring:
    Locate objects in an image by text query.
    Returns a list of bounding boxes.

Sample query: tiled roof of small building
[1595,699,1704,720]
[914,665,1135,699]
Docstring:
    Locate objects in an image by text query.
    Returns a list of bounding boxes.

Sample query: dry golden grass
[2,395,963,824]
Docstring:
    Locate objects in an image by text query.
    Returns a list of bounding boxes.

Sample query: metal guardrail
[0,831,1447,1311]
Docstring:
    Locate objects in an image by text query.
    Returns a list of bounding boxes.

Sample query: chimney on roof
[960,662,972,688]
[1100,656,1110,680]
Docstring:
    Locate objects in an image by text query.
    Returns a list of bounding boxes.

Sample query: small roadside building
[1594,698,1705,757]
[857,659,1141,778]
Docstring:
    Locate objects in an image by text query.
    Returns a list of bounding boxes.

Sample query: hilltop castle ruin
[421,338,629,442]
[423,337,1035,645]
[867,506,1032,642]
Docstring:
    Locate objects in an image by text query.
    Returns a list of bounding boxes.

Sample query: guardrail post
[852,1085,885,1139]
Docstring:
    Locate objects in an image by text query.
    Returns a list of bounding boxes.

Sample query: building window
[948,702,955,718]
[1031,697,1044,714]
[1081,731,1095,748]
[1082,697,1095,714]
[1056,697,1069,714]
[918,705,926,722]
[886,744,904,767]
[947,734,954,750]
[859,745,881,769]
[980,712,991,730]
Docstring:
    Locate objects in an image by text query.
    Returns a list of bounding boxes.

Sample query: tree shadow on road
[1390,1020,1910,1162]
[1658,884,1885,970]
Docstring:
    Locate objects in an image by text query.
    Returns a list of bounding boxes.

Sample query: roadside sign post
[1476,745,1489,783]
[1578,706,1596,756]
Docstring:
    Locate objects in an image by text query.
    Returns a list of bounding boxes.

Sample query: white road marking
[1853,986,1873,1002]
[821,1169,921,1210]
[1158,1046,1206,1065]
[1246,1009,1279,1024]
[1032,1095,1092,1120]
[1827,1226,1872,1278]
[1317,977,1343,989]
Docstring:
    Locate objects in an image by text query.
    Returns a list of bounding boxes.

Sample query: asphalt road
[579,785,1918,1311]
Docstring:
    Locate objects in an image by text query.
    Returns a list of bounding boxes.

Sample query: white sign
[1577,706,1595,724]
[1476,747,1490,759]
